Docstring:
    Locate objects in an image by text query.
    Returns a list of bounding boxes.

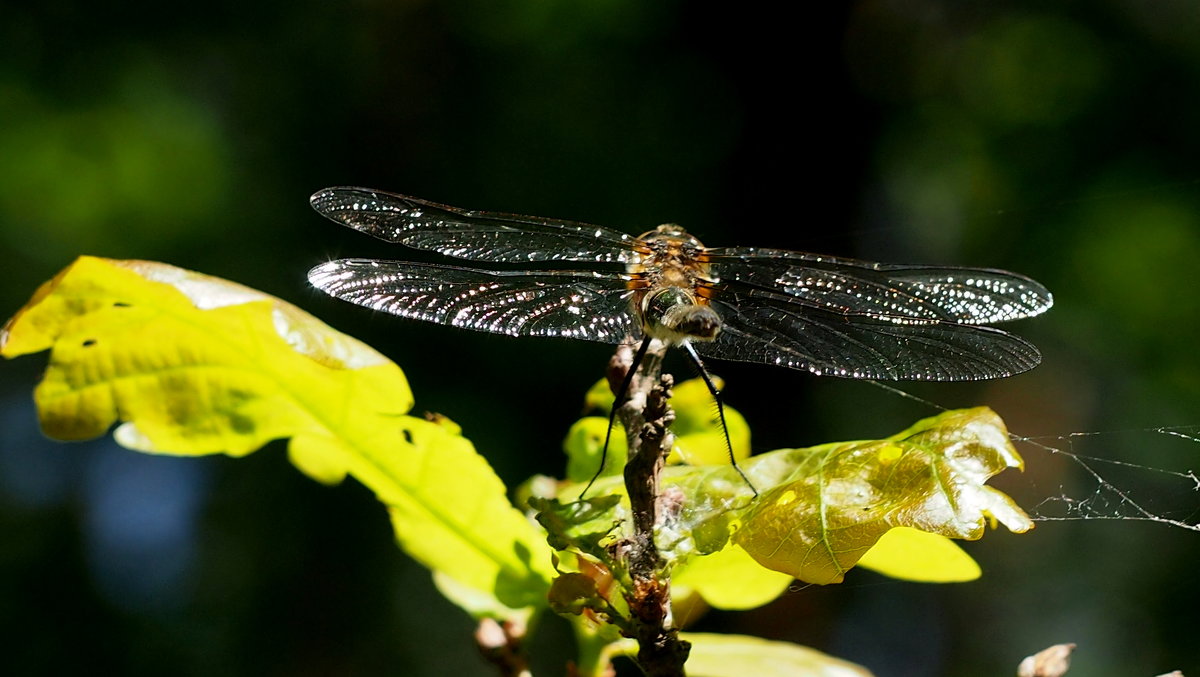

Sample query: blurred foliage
[0,67,231,264]
[2,1,1200,676]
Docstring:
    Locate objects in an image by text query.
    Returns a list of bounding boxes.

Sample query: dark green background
[3,2,1199,675]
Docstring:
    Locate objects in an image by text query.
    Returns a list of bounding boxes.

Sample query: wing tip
[310,186,380,212]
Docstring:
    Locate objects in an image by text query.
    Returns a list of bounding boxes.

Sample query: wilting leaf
[551,406,1026,590]
[734,407,1031,584]
[1,256,554,610]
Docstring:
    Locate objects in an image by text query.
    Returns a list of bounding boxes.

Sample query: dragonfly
[307,187,1053,494]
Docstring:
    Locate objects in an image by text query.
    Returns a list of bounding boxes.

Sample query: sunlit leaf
[855,526,981,583]
[1,256,555,610]
[673,543,793,610]
[681,633,875,677]
[600,634,874,677]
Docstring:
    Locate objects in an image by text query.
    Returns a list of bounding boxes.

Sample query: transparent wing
[311,187,638,264]
[309,260,639,343]
[694,285,1042,381]
[706,247,1053,324]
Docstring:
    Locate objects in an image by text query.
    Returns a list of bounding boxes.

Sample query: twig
[609,342,691,676]
[475,617,531,677]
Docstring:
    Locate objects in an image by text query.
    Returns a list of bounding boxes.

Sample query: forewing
[311,187,638,264]
[695,286,1042,381]
[309,260,638,343]
[706,247,1053,325]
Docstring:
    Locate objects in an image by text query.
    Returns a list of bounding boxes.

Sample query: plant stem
[609,342,691,677]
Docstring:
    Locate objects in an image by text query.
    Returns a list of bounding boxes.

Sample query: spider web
[867,381,1200,532]
[1016,426,1200,530]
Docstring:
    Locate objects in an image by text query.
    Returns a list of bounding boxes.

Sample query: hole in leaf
[402,429,414,444]
[82,339,97,347]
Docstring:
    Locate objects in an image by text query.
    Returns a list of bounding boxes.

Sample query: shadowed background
[3,2,1199,675]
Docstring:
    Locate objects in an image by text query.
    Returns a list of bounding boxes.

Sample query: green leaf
[563,376,750,483]
[583,376,616,413]
[733,407,1031,584]
[431,571,536,622]
[530,495,624,561]
[668,375,752,467]
[600,634,874,677]
[2,256,554,610]
[379,416,554,608]
[563,415,626,484]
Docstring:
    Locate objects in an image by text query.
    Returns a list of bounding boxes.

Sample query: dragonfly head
[641,286,722,345]
[637,223,705,249]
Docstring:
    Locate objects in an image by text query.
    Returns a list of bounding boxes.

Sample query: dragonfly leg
[681,342,758,498]
[581,336,653,499]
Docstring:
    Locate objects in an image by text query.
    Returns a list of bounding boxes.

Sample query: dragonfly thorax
[641,286,722,345]
[627,224,712,289]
